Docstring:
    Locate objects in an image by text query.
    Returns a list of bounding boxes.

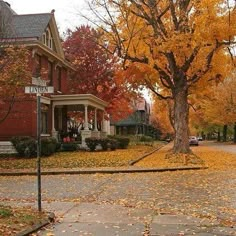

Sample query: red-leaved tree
[63,25,135,121]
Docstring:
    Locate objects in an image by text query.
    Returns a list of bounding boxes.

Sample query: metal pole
[37,93,42,212]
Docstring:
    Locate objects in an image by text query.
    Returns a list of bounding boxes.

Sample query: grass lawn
[0,205,46,236]
[135,145,236,170]
[0,143,163,170]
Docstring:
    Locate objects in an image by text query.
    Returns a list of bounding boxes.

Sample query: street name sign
[32,77,47,86]
[25,86,54,94]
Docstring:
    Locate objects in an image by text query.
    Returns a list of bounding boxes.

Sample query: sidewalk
[36,199,235,236]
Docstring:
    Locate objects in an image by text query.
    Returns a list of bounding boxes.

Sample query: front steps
[0,141,17,154]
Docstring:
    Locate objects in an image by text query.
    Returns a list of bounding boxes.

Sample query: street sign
[32,77,47,86]
[24,80,54,212]
[25,86,54,94]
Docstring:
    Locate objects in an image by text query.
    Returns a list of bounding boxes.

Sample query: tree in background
[63,25,134,121]
[0,46,31,123]
[83,0,236,155]
[150,97,174,139]
[199,75,236,142]
[0,2,31,123]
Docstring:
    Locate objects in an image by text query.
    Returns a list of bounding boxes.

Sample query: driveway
[0,169,235,235]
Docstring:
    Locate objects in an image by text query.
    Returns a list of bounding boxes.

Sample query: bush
[109,136,130,149]
[11,136,32,147]
[61,142,78,151]
[11,136,37,157]
[85,137,99,151]
[108,139,117,150]
[99,138,110,151]
[41,137,58,156]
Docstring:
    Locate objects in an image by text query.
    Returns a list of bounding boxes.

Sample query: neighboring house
[111,98,160,139]
[0,1,108,146]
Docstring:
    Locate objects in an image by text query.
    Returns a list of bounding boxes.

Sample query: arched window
[43,28,53,49]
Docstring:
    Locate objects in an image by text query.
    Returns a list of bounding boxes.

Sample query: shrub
[108,139,117,150]
[99,138,110,151]
[12,136,37,157]
[11,136,32,147]
[61,142,78,151]
[85,137,99,151]
[41,137,58,156]
[109,136,130,149]
[140,135,153,142]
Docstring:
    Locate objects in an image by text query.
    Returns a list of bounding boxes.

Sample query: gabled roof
[0,1,65,60]
[11,14,51,38]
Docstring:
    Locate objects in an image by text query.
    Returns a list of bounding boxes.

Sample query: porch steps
[0,141,17,154]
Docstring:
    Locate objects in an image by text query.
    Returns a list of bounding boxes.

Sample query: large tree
[83,0,236,154]
[63,25,135,121]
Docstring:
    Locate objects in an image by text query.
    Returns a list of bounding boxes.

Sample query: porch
[48,94,109,147]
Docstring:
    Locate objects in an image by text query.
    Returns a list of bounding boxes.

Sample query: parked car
[189,136,199,146]
[197,136,203,141]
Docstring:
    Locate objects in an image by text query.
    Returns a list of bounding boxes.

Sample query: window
[56,67,61,91]
[33,54,41,78]
[48,61,53,85]
[43,28,53,49]
[41,104,49,134]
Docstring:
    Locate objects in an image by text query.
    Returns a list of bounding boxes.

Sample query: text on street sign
[25,86,54,94]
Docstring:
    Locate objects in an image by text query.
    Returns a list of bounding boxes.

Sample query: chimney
[4,1,10,7]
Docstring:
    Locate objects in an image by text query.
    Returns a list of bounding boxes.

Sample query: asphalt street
[0,141,235,235]
[0,169,235,235]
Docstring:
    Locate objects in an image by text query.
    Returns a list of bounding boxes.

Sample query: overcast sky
[7,0,88,35]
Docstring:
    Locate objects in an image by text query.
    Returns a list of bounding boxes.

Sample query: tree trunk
[173,88,190,153]
[234,123,236,144]
[217,128,221,142]
[222,124,227,142]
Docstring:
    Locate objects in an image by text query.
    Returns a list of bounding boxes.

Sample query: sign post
[25,77,54,212]
[36,93,42,211]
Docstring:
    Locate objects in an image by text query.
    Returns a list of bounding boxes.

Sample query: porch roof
[50,94,108,110]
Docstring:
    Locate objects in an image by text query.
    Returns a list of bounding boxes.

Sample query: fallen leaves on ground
[135,145,236,170]
[0,144,162,170]
[0,204,46,236]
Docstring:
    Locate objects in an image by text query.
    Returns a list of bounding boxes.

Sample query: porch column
[52,104,55,132]
[102,111,106,132]
[106,114,110,135]
[51,104,58,140]
[84,105,89,130]
[100,111,107,138]
[94,108,98,131]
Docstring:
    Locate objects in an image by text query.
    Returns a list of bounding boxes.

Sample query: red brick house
[0,1,108,146]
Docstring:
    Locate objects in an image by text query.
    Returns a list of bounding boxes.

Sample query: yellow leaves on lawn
[0,145,156,170]
[42,145,156,169]
[0,205,46,236]
[135,145,236,170]
[193,146,236,170]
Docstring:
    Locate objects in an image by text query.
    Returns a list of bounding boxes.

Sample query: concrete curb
[0,166,208,176]
[129,145,165,165]
[16,219,50,236]
[16,213,55,236]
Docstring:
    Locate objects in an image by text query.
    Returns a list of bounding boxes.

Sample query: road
[200,140,236,154]
[0,169,236,235]
[0,142,235,235]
